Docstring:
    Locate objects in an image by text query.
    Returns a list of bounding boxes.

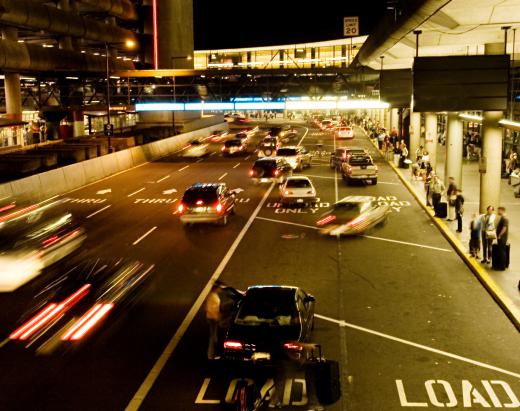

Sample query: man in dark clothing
[494,207,509,270]
[455,189,464,232]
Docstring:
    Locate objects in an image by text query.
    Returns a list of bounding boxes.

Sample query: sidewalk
[428,144,520,308]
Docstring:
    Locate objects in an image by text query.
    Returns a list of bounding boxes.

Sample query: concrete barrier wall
[5,122,228,203]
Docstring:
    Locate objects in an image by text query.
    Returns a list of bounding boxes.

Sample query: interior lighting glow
[459,113,483,122]
[136,103,184,111]
[235,102,285,110]
[185,102,233,111]
[499,119,520,128]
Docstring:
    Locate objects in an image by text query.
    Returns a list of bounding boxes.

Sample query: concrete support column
[479,111,504,213]
[409,110,421,161]
[391,108,399,136]
[424,112,438,169]
[2,27,22,124]
[445,112,463,188]
[58,0,73,50]
[379,109,384,126]
[384,109,390,131]
[72,110,84,138]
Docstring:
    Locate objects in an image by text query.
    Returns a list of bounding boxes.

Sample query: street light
[105,39,136,152]
[170,55,192,136]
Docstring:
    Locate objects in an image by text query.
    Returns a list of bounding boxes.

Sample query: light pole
[105,39,136,152]
[170,55,192,136]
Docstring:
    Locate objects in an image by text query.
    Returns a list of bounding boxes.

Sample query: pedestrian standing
[446,177,458,221]
[480,206,496,264]
[431,175,445,215]
[415,145,424,163]
[455,189,464,232]
[424,170,433,206]
[205,284,222,360]
[494,207,509,269]
[469,213,481,257]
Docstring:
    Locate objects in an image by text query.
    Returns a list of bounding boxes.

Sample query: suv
[222,139,247,156]
[335,126,354,139]
[178,183,236,226]
[257,136,279,157]
[330,146,368,171]
[276,146,312,171]
[250,157,293,184]
[341,154,378,185]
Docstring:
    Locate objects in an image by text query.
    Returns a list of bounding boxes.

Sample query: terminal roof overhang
[354,0,520,70]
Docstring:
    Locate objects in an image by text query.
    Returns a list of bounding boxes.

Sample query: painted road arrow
[162,189,177,195]
[96,189,112,195]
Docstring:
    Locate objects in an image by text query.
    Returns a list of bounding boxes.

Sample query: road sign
[343,16,359,37]
[104,123,114,137]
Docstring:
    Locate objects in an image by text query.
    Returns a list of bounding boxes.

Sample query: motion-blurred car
[178,183,237,226]
[341,154,378,185]
[276,146,312,171]
[319,119,334,131]
[0,199,85,292]
[223,285,315,362]
[279,176,317,206]
[316,196,389,236]
[222,139,248,156]
[335,126,354,139]
[257,136,280,158]
[329,147,369,170]
[7,259,154,355]
[250,157,293,184]
[208,130,230,142]
[268,125,297,143]
[182,139,210,158]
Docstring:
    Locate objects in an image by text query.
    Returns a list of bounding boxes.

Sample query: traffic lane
[340,328,520,410]
[139,209,345,411]
[0,160,265,410]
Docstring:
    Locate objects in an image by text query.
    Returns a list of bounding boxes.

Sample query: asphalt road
[0,122,519,411]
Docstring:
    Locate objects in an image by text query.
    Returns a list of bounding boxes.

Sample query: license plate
[261,178,270,182]
[361,165,367,169]
[297,198,304,203]
[194,207,206,213]
[251,352,271,361]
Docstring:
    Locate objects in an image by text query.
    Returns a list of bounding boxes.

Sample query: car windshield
[225,140,242,147]
[235,288,298,326]
[321,121,331,125]
[349,156,372,166]
[286,179,311,188]
[277,148,297,156]
[182,188,218,205]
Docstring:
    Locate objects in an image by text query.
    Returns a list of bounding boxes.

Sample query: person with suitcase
[493,207,510,270]
[431,175,446,217]
[480,206,496,264]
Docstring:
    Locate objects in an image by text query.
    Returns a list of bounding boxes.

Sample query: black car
[222,139,248,156]
[249,157,293,184]
[223,285,315,361]
[178,183,237,226]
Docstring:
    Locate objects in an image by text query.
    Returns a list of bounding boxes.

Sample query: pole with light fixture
[170,55,192,136]
[105,39,136,152]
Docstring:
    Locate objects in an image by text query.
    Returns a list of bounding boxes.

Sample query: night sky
[193,0,387,50]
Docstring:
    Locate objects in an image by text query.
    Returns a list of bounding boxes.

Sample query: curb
[359,126,520,331]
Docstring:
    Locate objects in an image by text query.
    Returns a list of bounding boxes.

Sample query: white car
[182,140,210,157]
[335,126,354,139]
[279,176,317,206]
[276,146,312,171]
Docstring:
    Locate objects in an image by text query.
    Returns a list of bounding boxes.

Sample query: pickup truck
[341,154,378,185]
[329,146,368,171]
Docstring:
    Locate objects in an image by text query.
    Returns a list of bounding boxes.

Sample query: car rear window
[253,160,276,170]
[277,148,297,156]
[236,288,298,326]
[286,179,311,188]
[349,156,372,166]
[225,140,242,147]
[182,188,218,205]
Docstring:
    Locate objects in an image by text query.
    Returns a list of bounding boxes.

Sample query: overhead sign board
[343,17,359,37]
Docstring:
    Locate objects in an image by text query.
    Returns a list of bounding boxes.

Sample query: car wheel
[296,162,303,172]
[372,178,378,185]
[344,175,351,185]
[330,160,335,169]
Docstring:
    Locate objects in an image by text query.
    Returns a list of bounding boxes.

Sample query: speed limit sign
[343,16,359,37]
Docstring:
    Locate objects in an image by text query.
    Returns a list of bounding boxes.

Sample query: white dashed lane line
[233,163,240,169]
[196,158,204,163]
[128,187,145,197]
[156,175,170,183]
[218,172,227,181]
[132,226,158,246]
[86,205,111,219]
[178,165,190,171]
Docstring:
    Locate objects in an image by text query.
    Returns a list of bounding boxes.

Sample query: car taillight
[178,203,185,213]
[285,190,292,195]
[224,340,243,350]
[317,215,336,226]
[196,200,204,205]
[307,190,314,194]
[61,303,114,341]
[283,342,303,351]
[216,203,223,213]
[221,146,226,151]
[274,169,280,176]
[249,170,255,176]
[347,166,353,173]
[342,153,346,159]
[374,165,378,171]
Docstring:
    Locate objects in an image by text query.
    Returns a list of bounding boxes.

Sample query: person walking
[446,177,458,221]
[469,213,481,257]
[455,189,464,232]
[431,175,445,215]
[415,145,424,163]
[480,206,496,264]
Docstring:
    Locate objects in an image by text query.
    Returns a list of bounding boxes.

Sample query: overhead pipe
[352,0,452,68]
[76,0,137,21]
[0,0,137,44]
[0,39,134,72]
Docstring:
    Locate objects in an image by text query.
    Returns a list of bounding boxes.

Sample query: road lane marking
[86,205,111,219]
[210,152,216,157]
[297,127,310,146]
[233,163,240,169]
[304,174,340,180]
[196,158,204,163]
[128,187,145,197]
[132,226,157,246]
[218,172,227,181]
[125,184,275,411]
[255,217,452,252]
[96,189,112,195]
[378,181,400,185]
[178,165,190,171]
[315,313,520,380]
[156,175,170,183]
[0,338,9,349]
[245,155,250,160]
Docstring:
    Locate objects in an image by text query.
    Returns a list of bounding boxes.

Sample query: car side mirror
[304,295,315,303]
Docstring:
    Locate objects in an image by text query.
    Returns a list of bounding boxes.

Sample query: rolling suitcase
[434,202,447,218]
[308,345,341,405]
[492,243,510,270]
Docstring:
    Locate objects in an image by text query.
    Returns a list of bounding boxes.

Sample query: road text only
[396,379,520,408]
